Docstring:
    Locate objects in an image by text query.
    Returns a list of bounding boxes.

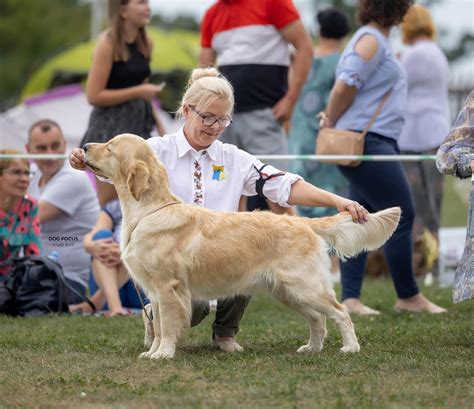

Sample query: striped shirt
[201,0,300,112]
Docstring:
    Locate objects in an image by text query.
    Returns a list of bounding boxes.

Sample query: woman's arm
[83,211,114,255]
[86,33,162,107]
[323,80,358,127]
[241,155,368,223]
[273,20,313,122]
[436,91,474,178]
[288,180,368,223]
[322,34,379,127]
[84,211,123,268]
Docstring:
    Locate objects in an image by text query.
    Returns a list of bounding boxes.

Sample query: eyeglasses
[2,169,33,178]
[190,106,233,128]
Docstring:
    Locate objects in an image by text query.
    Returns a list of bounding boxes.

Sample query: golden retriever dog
[83,134,401,360]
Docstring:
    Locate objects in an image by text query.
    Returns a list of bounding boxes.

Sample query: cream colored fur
[83,134,401,360]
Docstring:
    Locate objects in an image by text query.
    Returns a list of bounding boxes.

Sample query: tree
[0,0,89,109]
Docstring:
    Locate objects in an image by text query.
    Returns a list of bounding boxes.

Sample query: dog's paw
[150,347,175,360]
[340,343,360,353]
[297,344,322,354]
[138,351,153,359]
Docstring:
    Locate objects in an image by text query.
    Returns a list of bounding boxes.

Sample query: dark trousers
[337,132,419,300]
[191,295,251,337]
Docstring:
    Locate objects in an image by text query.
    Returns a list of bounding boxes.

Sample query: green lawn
[1,280,472,409]
[441,175,470,227]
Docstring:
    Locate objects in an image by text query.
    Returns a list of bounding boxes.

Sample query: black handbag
[1,256,94,317]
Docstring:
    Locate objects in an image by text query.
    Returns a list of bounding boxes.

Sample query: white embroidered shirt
[146,127,301,211]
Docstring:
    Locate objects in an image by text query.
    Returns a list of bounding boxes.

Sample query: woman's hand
[317,111,332,128]
[470,160,474,172]
[89,239,121,266]
[70,148,87,170]
[103,241,122,268]
[336,197,369,223]
[138,83,164,101]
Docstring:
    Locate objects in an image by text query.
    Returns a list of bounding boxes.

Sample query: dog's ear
[127,160,150,201]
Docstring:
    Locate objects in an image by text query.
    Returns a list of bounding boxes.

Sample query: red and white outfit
[201,0,300,113]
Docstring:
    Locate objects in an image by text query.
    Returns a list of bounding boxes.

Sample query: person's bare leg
[394,293,447,313]
[69,290,106,314]
[342,298,381,315]
[92,260,129,316]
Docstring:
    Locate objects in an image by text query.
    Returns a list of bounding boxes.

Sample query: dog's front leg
[139,301,161,359]
[150,282,192,360]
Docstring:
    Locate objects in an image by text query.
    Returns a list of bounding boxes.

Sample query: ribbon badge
[212,165,225,181]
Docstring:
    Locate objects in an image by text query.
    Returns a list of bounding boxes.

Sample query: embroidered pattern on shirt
[193,159,203,206]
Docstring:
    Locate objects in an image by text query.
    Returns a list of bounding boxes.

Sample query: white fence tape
[0,153,437,161]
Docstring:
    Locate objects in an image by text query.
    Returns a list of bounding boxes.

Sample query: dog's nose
[83,143,90,152]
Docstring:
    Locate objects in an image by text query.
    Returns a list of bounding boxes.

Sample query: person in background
[437,90,474,303]
[0,150,41,277]
[319,0,446,315]
[199,0,313,214]
[70,199,146,316]
[288,8,350,277]
[289,8,350,218]
[26,119,99,305]
[398,4,450,277]
[70,67,369,352]
[80,0,165,206]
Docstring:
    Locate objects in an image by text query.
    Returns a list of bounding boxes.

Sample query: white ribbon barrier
[1,153,436,162]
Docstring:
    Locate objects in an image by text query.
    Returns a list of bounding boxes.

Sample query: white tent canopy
[1,84,181,153]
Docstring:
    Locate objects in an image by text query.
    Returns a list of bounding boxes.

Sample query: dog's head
[83,134,156,201]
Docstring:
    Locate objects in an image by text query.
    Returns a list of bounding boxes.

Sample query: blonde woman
[70,67,368,352]
[398,4,450,276]
[80,0,164,206]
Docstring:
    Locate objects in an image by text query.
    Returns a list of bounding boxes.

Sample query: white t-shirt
[147,127,302,211]
[28,163,99,288]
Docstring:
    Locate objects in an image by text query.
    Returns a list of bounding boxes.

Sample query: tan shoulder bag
[316,89,392,167]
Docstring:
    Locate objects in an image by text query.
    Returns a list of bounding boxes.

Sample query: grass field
[441,176,470,227]
[1,280,472,409]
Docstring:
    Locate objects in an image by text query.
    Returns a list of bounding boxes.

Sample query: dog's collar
[124,201,181,249]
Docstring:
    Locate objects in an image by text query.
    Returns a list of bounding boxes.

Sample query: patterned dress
[0,196,42,277]
[288,52,348,218]
[436,90,474,303]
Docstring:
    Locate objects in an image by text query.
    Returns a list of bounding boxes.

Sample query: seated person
[70,199,146,316]
[26,119,99,304]
[0,149,42,277]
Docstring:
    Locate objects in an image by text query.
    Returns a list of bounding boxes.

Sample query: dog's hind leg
[274,269,360,353]
[272,284,327,353]
[319,299,360,353]
[150,280,192,360]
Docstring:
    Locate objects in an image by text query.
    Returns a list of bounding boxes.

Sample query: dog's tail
[307,207,401,259]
